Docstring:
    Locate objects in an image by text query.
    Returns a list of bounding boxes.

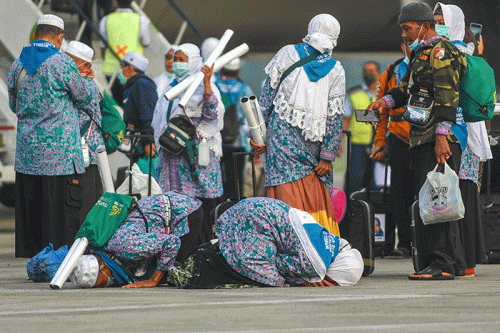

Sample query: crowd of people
[7,0,495,288]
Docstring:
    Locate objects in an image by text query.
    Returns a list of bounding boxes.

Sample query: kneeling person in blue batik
[70,192,204,288]
[170,197,363,288]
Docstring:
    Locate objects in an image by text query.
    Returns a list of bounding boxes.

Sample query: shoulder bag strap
[80,96,111,142]
[265,50,321,115]
[166,99,174,121]
[276,50,321,90]
[16,68,27,92]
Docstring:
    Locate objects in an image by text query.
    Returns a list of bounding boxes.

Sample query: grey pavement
[1,207,500,332]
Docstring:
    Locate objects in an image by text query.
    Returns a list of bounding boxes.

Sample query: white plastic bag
[418,163,465,225]
[116,163,162,198]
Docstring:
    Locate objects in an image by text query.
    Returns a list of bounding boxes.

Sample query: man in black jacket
[120,51,157,159]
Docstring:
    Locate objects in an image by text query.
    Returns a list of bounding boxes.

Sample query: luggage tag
[81,138,90,168]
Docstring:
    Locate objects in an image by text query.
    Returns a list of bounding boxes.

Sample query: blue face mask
[172,62,190,78]
[118,70,127,85]
[408,25,425,52]
[436,24,451,40]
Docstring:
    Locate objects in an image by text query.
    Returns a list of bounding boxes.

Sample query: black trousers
[15,172,83,258]
[387,133,414,252]
[199,198,218,243]
[186,242,268,289]
[458,179,487,268]
[176,207,204,263]
[411,142,466,274]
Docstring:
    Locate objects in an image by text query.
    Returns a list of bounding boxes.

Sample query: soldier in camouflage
[368,2,466,281]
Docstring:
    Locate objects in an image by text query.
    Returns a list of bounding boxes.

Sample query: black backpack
[219,92,240,144]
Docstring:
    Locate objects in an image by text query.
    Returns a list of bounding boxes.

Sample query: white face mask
[408,24,426,52]
[403,47,410,64]
[172,62,190,78]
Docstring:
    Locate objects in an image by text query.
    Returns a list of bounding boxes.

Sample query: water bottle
[81,138,90,168]
[198,138,210,167]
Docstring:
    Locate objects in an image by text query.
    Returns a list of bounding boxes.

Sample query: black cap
[398,2,435,24]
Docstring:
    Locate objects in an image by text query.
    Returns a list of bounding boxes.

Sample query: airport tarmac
[1,206,500,332]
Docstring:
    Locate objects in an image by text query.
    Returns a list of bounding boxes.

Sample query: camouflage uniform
[386,36,467,148]
[381,36,467,275]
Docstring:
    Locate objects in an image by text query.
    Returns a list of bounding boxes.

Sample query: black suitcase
[339,130,375,276]
[409,200,428,272]
[480,195,500,263]
[340,198,375,276]
[210,151,257,224]
[479,159,500,263]
[350,163,391,258]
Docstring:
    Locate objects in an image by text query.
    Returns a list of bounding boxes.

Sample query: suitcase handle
[232,152,257,201]
[343,130,351,198]
[128,133,155,197]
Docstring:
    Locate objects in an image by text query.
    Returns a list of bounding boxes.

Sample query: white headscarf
[326,239,363,286]
[434,3,465,42]
[153,43,224,157]
[175,43,204,82]
[302,14,340,55]
[264,14,345,143]
[165,44,179,56]
[154,45,179,98]
[70,255,99,288]
[288,208,362,286]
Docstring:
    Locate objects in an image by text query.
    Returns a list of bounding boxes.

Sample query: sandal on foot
[388,248,410,259]
[408,267,455,281]
[465,268,476,277]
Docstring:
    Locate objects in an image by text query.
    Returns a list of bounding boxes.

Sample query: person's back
[123,73,157,130]
[253,15,346,236]
[100,0,149,74]
[102,11,142,74]
[9,42,90,176]
[100,0,150,105]
[7,15,95,257]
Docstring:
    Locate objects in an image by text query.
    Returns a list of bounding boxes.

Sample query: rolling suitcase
[338,130,375,276]
[350,162,391,258]
[409,200,428,272]
[341,198,375,276]
[480,159,500,263]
